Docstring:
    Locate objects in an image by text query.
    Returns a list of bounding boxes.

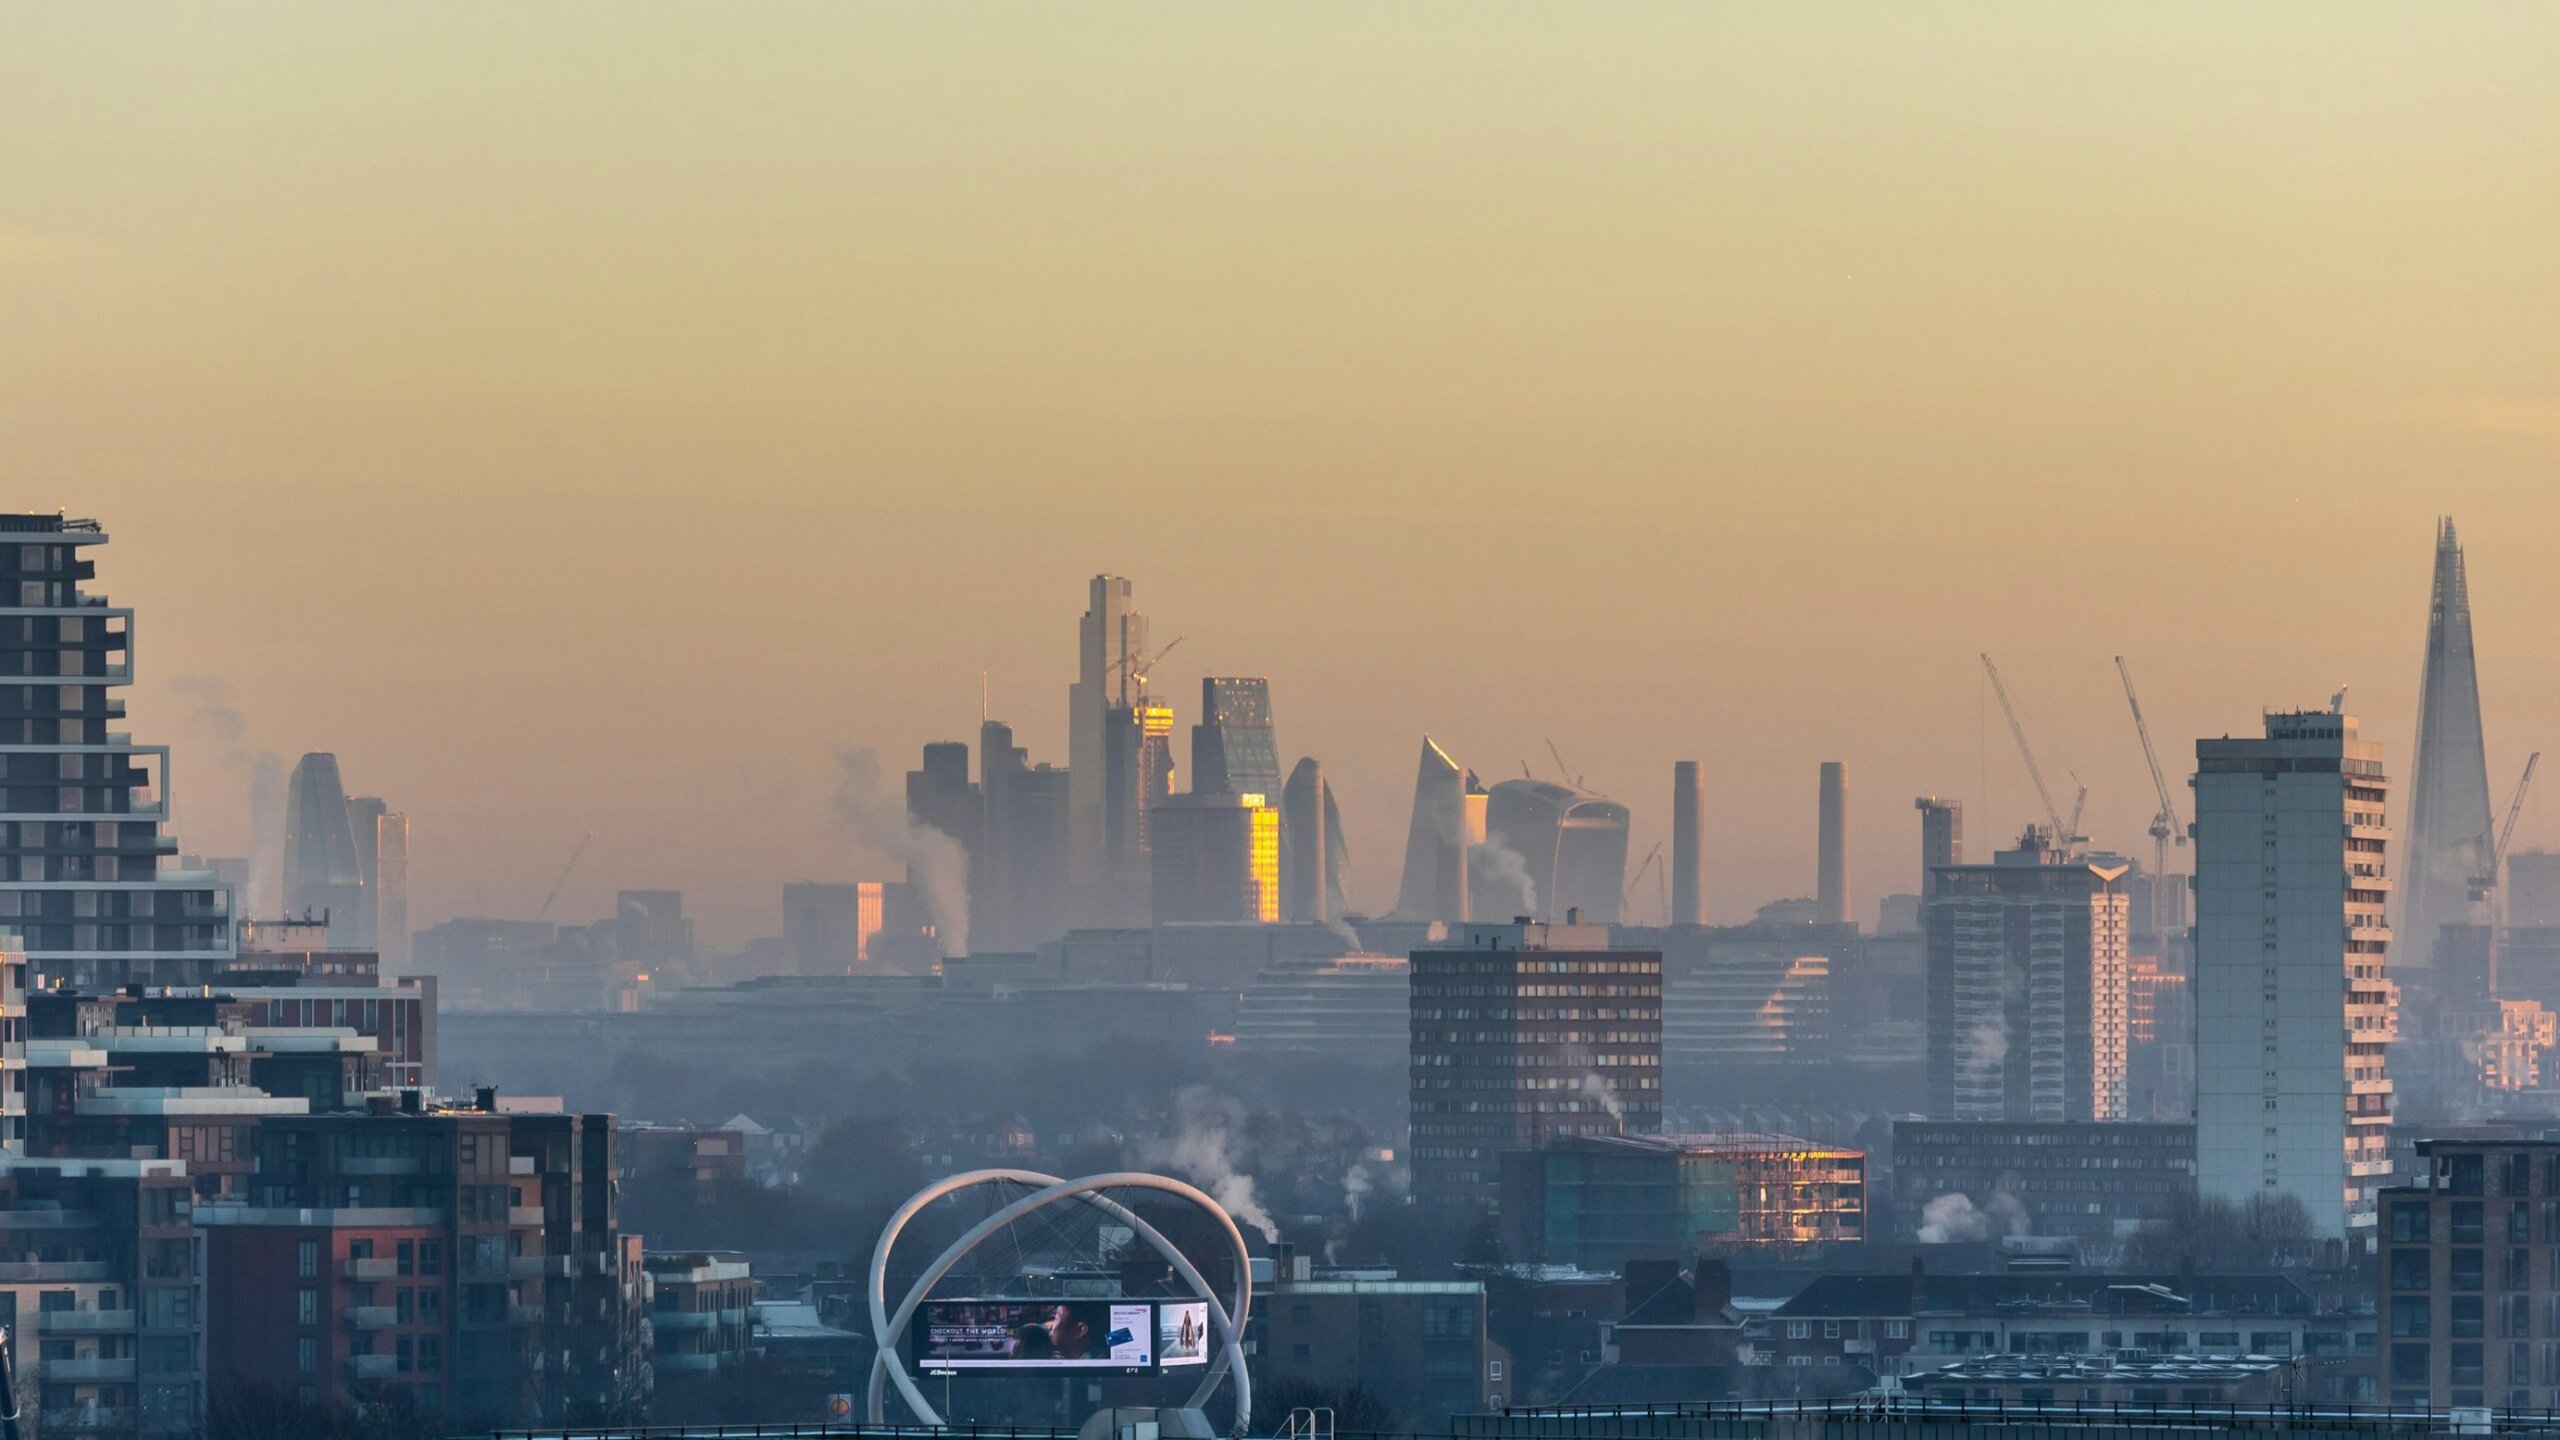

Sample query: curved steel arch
[867,1170,1254,1434]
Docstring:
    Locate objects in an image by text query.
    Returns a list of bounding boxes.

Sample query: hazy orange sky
[5,5,2558,944]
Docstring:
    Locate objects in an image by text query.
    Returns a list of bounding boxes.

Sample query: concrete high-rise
[1923,827,2130,1123]
[284,754,368,943]
[1150,792,1279,924]
[345,794,387,948]
[977,718,1069,951]
[1914,796,1964,895]
[1817,761,1850,926]
[1671,762,1705,927]
[2194,708,2396,1242]
[1395,737,1483,924]
[1191,677,1281,800]
[373,806,411,972]
[0,515,236,989]
[783,881,880,974]
[2403,518,2494,977]
[1068,575,1146,899]
[1483,779,1632,924]
[1408,920,1662,1210]
[1280,758,1335,923]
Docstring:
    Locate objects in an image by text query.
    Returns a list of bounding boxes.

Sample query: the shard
[2403,517,2494,974]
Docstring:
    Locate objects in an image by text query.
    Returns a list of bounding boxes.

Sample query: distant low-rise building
[647,1251,755,1388]
[1890,1120,2196,1244]
[1231,956,1408,1061]
[1256,1275,1508,1425]
[1501,1133,1865,1272]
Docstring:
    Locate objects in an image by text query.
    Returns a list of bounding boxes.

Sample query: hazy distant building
[2403,519,2493,977]
[782,881,880,975]
[1100,700,1176,922]
[1408,920,1661,1210]
[976,720,1070,951]
[1671,762,1705,926]
[1923,827,2131,1123]
[345,794,386,947]
[1232,955,1408,1061]
[1068,575,1147,910]
[284,753,367,943]
[1192,677,1282,800]
[2511,851,2560,930]
[1280,758,1351,924]
[1914,795,1963,895]
[905,742,981,857]
[1396,737,1483,924]
[2195,708,2395,1241]
[0,516,236,989]
[1150,792,1279,924]
[374,808,410,972]
[611,890,693,970]
[1817,762,1850,926]
[1482,779,1632,924]
[1663,947,1831,1063]
[1501,1132,1866,1269]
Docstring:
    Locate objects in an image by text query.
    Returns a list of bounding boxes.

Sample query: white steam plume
[1917,1191,2031,1244]
[829,747,969,956]
[174,676,284,916]
[1961,1019,2008,1076]
[1342,1163,1375,1222]
[1137,1087,1281,1244]
[1470,840,1537,917]
[1581,1072,1627,1126]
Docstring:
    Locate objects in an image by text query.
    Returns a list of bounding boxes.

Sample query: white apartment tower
[2194,708,2395,1242]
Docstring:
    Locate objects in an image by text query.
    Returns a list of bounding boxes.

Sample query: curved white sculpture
[866,1170,1254,1434]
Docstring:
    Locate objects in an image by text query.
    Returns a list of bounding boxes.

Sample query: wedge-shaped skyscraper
[1396,737,1484,923]
[2403,518,2493,975]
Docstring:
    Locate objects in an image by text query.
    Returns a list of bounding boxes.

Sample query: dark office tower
[1192,677,1282,802]
[0,515,234,990]
[1099,700,1175,923]
[2404,518,2494,977]
[1068,575,1147,893]
[612,890,693,968]
[905,741,982,857]
[978,720,1026,945]
[375,808,410,972]
[1281,759,1331,923]
[284,753,368,942]
[1914,796,1964,896]
[782,881,867,974]
[1152,792,1279,923]
[1007,764,1072,941]
[1922,828,2131,1123]
[1408,920,1662,1210]
[1483,779,1632,924]
[1671,762,1705,927]
[345,794,387,948]
[1396,738,1482,923]
[1817,761,1850,926]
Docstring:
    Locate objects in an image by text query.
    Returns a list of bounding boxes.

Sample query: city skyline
[10,7,2560,945]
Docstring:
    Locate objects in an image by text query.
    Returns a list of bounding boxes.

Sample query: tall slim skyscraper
[374,809,410,972]
[2194,708,2395,1241]
[1098,700,1175,923]
[1670,762,1705,927]
[1191,677,1282,800]
[0,515,235,989]
[1923,827,2130,1122]
[1281,758,1331,924]
[2403,518,2494,977]
[1068,575,1146,890]
[1396,737,1482,924]
[345,793,387,948]
[1914,796,1964,895]
[284,753,367,942]
[1817,761,1850,926]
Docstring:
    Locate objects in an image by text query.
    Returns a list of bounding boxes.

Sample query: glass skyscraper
[0,514,233,989]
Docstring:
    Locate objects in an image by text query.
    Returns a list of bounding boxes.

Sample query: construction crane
[1110,636,1184,696]
[1980,654,2083,849]
[1545,740,1583,789]
[1623,841,1663,914]
[2115,656,2187,935]
[537,830,592,920]
[2472,752,2541,904]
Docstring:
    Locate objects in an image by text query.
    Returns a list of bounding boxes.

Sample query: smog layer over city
[5,7,2560,1439]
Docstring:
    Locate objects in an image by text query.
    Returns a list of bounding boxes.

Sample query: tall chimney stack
[1671,762,1705,926]
[1817,761,1849,925]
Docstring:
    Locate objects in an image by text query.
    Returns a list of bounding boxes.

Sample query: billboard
[912,1300,1158,1372]
[1157,1300,1209,1368]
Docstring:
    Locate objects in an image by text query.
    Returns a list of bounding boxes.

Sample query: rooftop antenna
[981,671,989,722]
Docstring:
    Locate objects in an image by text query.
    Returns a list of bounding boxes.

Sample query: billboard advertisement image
[1157,1300,1209,1368]
[913,1300,1157,1372]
